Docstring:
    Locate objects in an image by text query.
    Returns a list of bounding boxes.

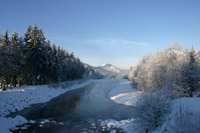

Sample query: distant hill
[93,64,129,79]
[96,64,121,74]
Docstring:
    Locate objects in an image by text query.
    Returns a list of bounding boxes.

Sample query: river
[11,80,135,133]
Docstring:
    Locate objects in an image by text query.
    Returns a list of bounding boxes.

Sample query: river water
[11,80,135,133]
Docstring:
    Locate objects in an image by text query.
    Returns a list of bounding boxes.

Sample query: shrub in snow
[170,105,200,133]
[134,91,170,133]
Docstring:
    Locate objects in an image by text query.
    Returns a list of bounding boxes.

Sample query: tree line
[130,43,200,132]
[0,25,103,90]
[129,42,200,97]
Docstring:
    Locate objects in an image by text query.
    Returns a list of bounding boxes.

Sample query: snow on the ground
[0,115,29,133]
[171,97,200,113]
[104,79,200,133]
[108,79,142,106]
[0,79,109,132]
[0,79,97,117]
[100,79,142,133]
[154,97,200,133]
[100,119,139,133]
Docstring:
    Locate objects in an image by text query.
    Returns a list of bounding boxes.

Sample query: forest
[0,25,103,90]
[129,43,200,97]
[129,43,200,132]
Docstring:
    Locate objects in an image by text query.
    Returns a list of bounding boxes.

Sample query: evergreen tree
[2,30,12,87]
[0,25,102,90]
[56,46,62,82]
[24,25,34,85]
[51,44,59,82]
[3,29,9,46]
[10,30,23,87]
[45,40,53,83]
[0,39,5,89]
[24,25,47,84]
[183,46,200,96]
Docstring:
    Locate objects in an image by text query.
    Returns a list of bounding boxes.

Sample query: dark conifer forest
[0,25,103,89]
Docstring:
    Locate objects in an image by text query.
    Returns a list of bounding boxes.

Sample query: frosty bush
[135,91,170,133]
[129,43,200,97]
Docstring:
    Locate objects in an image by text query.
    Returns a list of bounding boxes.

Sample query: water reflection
[12,81,135,133]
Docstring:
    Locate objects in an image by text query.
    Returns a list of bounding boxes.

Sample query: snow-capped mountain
[100,64,121,73]
[95,64,122,74]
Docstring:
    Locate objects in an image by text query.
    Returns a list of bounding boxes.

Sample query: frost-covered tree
[181,46,200,96]
[135,91,170,133]
[129,42,200,97]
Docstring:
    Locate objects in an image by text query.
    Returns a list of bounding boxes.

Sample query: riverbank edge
[108,79,142,107]
[0,78,108,133]
[100,79,142,133]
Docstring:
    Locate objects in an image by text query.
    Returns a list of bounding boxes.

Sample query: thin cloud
[105,38,148,46]
[72,38,148,46]
[47,34,148,46]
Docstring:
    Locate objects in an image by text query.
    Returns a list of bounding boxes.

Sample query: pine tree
[24,25,34,85]
[0,38,5,89]
[177,46,200,97]
[3,29,9,46]
[36,27,47,84]
[56,46,62,82]
[51,44,59,82]
[189,46,197,70]
[45,40,53,83]
[184,46,200,96]
[2,29,12,87]
[24,25,47,85]
[10,30,23,87]
[0,25,99,89]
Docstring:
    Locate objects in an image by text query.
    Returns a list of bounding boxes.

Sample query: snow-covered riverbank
[0,79,97,117]
[0,79,103,133]
[108,79,142,106]
[2,78,199,133]
[103,79,200,133]
[101,79,142,133]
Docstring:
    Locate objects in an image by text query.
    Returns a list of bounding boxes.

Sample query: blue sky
[1,0,200,69]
